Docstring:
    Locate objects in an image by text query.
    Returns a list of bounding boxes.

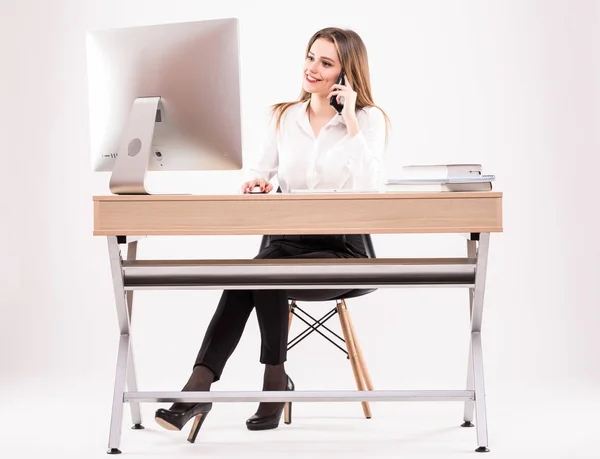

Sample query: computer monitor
[86,18,243,194]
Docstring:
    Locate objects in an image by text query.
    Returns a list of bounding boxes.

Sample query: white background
[1,0,599,457]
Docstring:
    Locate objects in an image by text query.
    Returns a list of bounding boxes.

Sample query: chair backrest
[362,234,376,258]
[260,234,375,258]
[259,234,270,252]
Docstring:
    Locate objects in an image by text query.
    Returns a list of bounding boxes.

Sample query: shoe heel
[187,412,209,443]
[284,402,292,425]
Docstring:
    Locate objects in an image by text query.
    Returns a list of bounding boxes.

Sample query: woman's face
[302,38,342,96]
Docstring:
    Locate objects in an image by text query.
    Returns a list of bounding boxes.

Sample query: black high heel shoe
[246,375,295,431]
[155,402,212,443]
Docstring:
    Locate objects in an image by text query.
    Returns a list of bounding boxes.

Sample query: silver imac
[86,18,243,194]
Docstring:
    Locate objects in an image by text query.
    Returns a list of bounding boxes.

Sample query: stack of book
[385,164,495,192]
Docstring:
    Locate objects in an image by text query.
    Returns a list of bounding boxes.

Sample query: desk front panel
[93,192,503,236]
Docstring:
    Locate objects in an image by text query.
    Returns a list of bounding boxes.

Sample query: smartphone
[329,70,345,115]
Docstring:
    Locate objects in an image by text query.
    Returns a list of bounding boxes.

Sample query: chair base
[287,299,374,419]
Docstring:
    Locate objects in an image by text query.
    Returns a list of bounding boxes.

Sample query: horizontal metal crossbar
[124,390,475,403]
[121,258,476,290]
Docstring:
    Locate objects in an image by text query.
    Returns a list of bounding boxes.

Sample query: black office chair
[258,232,376,418]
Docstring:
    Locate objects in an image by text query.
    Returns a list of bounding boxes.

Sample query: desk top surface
[93,191,502,201]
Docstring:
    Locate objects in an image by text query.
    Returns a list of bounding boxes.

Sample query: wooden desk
[93,191,502,454]
[94,191,502,235]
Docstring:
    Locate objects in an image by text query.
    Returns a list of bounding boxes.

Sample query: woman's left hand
[328,80,358,122]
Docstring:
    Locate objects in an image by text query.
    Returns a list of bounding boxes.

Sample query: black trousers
[194,238,364,381]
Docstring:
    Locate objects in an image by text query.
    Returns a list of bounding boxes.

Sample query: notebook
[385,175,495,185]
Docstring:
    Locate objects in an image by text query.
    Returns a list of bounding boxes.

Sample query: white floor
[3,385,599,458]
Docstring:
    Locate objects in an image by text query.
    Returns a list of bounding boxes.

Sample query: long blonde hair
[271,27,390,137]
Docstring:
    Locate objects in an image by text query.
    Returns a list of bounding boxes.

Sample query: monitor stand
[109,97,160,195]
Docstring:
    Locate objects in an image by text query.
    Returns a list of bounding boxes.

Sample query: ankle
[262,363,287,391]
[183,365,215,392]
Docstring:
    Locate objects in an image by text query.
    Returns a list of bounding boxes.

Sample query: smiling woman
[276,27,390,137]
[155,27,392,443]
[244,27,391,194]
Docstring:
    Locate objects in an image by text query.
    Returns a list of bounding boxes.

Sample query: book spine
[402,165,482,179]
[402,166,447,178]
[443,182,492,192]
[447,166,482,178]
[384,184,443,192]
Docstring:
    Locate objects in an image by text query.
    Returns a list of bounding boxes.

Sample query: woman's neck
[309,94,337,118]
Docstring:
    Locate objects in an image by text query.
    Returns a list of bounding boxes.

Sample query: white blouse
[245,100,387,192]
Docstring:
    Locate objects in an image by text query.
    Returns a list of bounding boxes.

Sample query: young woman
[155,26,389,443]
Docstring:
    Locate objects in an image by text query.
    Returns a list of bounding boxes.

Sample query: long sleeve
[244,114,279,182]
[312,107,386,189]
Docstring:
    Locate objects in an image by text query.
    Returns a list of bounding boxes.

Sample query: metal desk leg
[108,335,129,455]
[125,241,143,430]
[462,347,475,427]
[468,233,491,452]
[462,238,477,428]
[106,236,134,454]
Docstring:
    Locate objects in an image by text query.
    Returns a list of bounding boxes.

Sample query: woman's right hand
[240,178,273,194]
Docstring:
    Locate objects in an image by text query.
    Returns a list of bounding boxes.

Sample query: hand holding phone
[329,70,345,115]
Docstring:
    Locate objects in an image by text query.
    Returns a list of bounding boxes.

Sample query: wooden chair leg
[344,301,374,392]
[288,301,295,333]
[337,300,372,419]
